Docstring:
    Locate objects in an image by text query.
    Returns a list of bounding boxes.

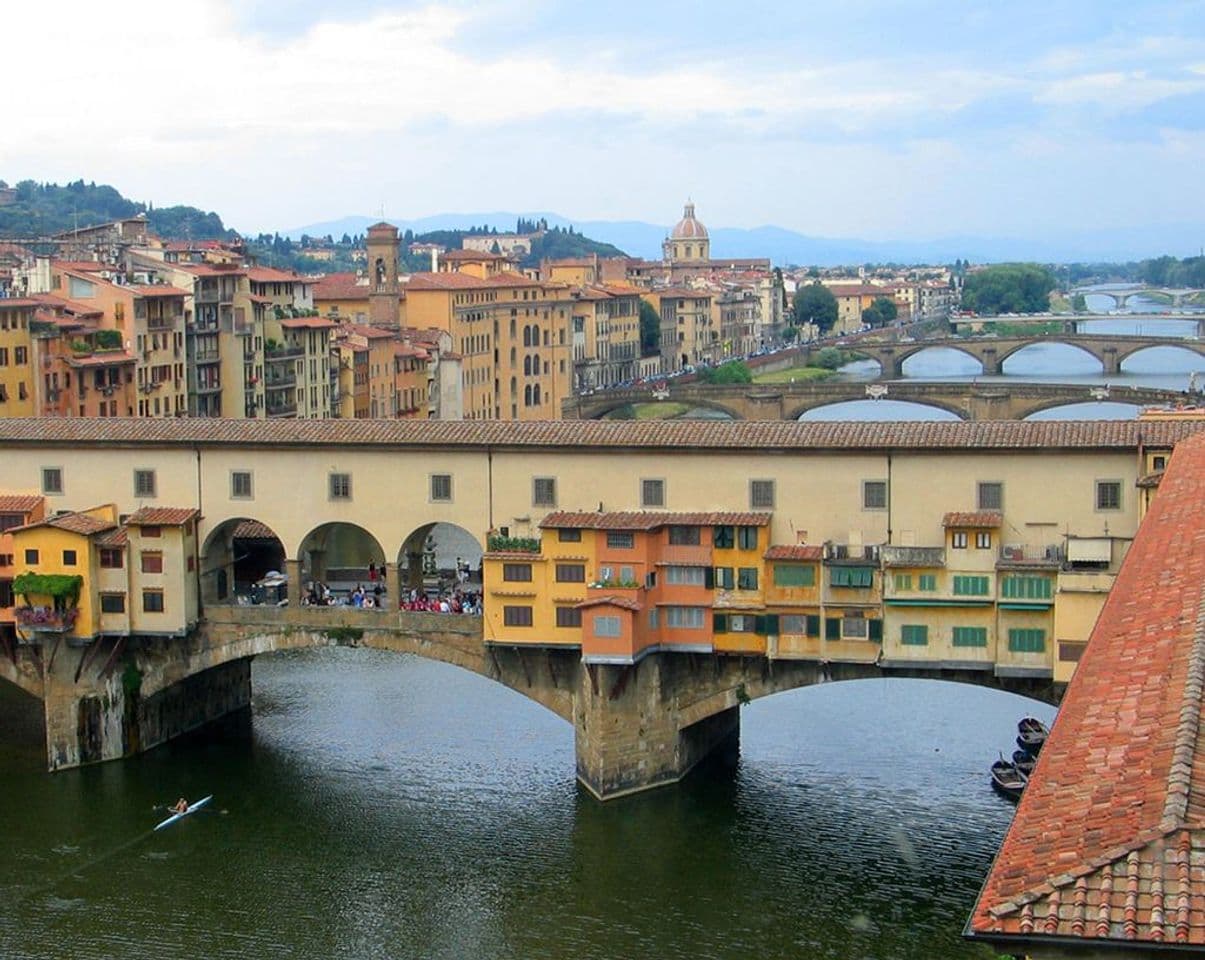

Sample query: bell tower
[366,221,400,327]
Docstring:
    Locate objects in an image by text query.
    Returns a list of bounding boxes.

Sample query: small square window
[737,567,759,590]
[24,548,39,564]
[951,531,968,549]
[100,548,124,569]
[329,473,352,500]
[141,552,163,574]
[532,477,556,507]
[42,467,63,495]
[641,478,665,508]
[555,607,582,628]
[606,531,634,549]
[863,480,887,510]
[503,605,533,627]
[502,563,532,582]
[140,525,161,538]
[142,590,165,613]
[558,528,581,543]
[977,482,1002,511]
[975,531,992,549]
[750,479,775,509]
[713,526,735,549]
[100,593,126,614]
[134,469,156,498]
[1096,480,1121,511]
[231,471,253,499]
[737,526,759,550]
[62,549,77,566]
[431,474,453,502]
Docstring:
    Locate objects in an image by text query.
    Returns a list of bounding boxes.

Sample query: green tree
[699,361,752,384]
[861,296,898,328]
[638,300,661,357]
[1070,293,1088,312]
[793,283,838,333]
[960,263,1056,315]
[814,346,847,370]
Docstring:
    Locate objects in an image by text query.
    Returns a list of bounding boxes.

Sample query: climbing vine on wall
[12,573,83,608]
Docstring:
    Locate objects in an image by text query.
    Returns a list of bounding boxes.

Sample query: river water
[0,651,1050,960]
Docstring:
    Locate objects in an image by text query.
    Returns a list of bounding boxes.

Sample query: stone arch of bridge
[890,342,986,375]
[137,620,579,725]
[1020,398,1145,420]
[396,521,484,592]
[997,339,1104,371]
[670,658,1061,738]
[199,516,288,605]
[1115,341,1205,368]
[298,522,386,588]
[593,396,744,421]
[787,395,970,421]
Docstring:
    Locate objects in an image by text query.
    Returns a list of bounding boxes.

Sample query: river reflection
[0,649,1048,960]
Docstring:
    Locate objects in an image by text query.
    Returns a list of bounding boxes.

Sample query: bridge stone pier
[3,606,1059,800]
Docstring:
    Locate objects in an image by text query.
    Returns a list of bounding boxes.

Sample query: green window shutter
[831,568,847,588]
[900,624,926,645]
[713,613,728,633]
[869,619,883,642]
[704,567,715,589]
[754,614,767,634]
[825,617,840,640]
[953,626,987,647]
[763,614,778,635]
[806,614,820,637]
[919,574,936,591]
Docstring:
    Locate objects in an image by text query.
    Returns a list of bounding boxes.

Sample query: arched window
[523,356,531,375]
[524,384,532,406]
[510,376,517,399]
[533,384,541,406]
[522,326,531,347]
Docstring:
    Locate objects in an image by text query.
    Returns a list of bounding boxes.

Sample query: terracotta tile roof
[540,511,771,530]
[312,273,369,301]
[247,267,302,283]
[442,249,507,261]
[575,595,642,611]
[0,494,43,514]
[125,507,198,526]
[169,263,246,277]
[1137,471,1164,488]
[94,527,128,547]
[340,323,395,340]
[942,511,1003,528]
[14,511,115,536]
[231,520,279,540]
[764,544,824,561]
[0,419,1199,454]
[968,430,1205,950]
[65,351,136,368]
[280,316,335,329]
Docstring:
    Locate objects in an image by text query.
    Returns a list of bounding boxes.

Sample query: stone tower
[366,221,400,328]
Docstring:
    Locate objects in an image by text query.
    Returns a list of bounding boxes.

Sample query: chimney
[430,247,439,273]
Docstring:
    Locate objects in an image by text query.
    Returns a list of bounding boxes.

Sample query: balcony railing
[998,543,1063,566]
[824,543,881,563]
[15,606,79,633]
[266,376,296,389]
[881,545,945,568]
[267,402,297,417]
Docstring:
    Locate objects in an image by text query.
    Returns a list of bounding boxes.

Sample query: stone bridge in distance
[567,379,1190,422]
[1,605,1058,801]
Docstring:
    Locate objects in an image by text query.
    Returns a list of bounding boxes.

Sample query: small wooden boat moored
[991,760,1028,802]
[154,795,213,832]
[1011,749,1036,777]
[1016,717,1050,755]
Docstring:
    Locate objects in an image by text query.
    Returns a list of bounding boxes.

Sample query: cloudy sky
[4,1,1204,240]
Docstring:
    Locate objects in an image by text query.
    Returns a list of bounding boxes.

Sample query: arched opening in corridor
[397,522,484,595]
[298,522,385,600]
[200,517,287,604]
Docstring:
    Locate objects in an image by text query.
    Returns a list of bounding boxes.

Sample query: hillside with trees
[0,179,234,240]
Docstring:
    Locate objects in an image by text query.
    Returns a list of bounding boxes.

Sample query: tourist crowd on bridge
[301,580,481,615]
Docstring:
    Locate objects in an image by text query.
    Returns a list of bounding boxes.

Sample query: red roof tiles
[231,520,280,540]
[942,511,1003,528]
[125,507,198,526]
[540,511,771,530]
[0,494,43,514]
[0,419,1198,453]
[969,430,1205,950]
[764,544,824,561]
[14,512,115,536]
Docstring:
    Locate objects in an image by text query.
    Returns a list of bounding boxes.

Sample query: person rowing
[171,797,188,814]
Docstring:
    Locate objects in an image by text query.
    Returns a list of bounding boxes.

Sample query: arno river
[0,295,1197,960]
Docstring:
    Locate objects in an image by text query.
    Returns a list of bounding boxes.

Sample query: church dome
[670,202,708,240]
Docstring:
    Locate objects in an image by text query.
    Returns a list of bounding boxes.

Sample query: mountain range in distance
[283,211,1205,266]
